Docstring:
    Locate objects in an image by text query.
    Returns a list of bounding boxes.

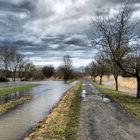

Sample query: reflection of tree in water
[0,90,30,105]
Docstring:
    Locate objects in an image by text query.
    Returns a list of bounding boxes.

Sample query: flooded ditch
[0,80,77,140]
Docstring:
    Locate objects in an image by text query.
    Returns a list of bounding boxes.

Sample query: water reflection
[0,80,77,140]
[0,91,30,104]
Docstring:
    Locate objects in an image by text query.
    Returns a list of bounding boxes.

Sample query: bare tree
[95,54,109,85]
[0,47,25,82]
[105,58,121,91]
[18,59,28,81]
[20,62,36,81]
[0,46,15,80]
[92,2,140,98]
[60,55,73,82]
[10,52,25,82]
[85,61,98,81]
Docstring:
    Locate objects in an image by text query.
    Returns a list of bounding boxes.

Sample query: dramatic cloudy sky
[0,0,140,67]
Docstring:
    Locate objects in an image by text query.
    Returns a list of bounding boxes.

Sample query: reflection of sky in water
[0,81,77,140]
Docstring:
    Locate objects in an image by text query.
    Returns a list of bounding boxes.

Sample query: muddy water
[0,81,77,140]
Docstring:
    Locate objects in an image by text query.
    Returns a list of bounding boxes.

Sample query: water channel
[0,80,77,140]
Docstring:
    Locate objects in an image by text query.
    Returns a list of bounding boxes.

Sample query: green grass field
[0,84,37,98]
[93,82,140,120]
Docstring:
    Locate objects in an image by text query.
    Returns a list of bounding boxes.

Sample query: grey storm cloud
[0,0,140,67]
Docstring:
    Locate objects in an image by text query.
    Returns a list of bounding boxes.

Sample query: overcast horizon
[0,0,140,67]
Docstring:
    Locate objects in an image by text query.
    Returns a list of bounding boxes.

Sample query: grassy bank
[93,82,140,120]
[0,95,32,114]
[25,83,82,140]
[0,84,37,98]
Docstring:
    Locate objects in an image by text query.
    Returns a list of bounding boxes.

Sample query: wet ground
[0,81,30,88]
[77,80,140,140]
[0,80,77,140]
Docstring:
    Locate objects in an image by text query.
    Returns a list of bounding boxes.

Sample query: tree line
[87,1,140,98]
[0,48,81,82]
[0,46,44,81]
[42,55,82,82]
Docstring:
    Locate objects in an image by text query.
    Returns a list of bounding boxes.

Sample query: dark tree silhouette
[60,55,73,82]
[42,65,55,78]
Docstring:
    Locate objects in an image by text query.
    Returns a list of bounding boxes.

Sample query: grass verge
[25,82,82,140]
[93,82,140,120]
[0,84,37,98]
[0,95,32,114]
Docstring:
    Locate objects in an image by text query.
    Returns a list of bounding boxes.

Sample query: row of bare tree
[89,1,140,98]
[0,46,44,81]
[85,55,121,90]
[42,55,83,82]
[0,49,81,82]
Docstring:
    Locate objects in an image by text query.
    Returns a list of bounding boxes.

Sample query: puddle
[81,90,87,98]
[102,97,110,102]
[92,94,110,102]
[82,90,86,94]
[82,93,86,98]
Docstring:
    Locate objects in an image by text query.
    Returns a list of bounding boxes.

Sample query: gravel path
[77,80,140,140]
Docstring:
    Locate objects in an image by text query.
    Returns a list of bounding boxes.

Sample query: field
[0,84,37,98]
[96,75,137,95]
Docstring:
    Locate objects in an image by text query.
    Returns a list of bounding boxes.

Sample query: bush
[0,78,9,82]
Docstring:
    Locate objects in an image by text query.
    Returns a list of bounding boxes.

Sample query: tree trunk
[93,77,96,82]
[99,75,103,85]
[19,70,22,81]
[4,70,7,80]
[136,76,140,99]
[13,68,17,82]
[9,68,13,82]
[114,75,119,91]
[4,65,8,81]
[13,71,16,82]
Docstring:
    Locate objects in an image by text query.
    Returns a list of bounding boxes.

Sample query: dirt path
[77,80,140,140]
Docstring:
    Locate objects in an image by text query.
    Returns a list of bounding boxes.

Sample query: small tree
[95,54,109,85]
[42,65,55,78]
[10,52,25,82]
[60,55,73,83]
[20,62,35,81]
[0,46,14,80]
[33,68,45,80]
[105,58,122,91]
[0,46,26,81]
[85,61,98,81]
